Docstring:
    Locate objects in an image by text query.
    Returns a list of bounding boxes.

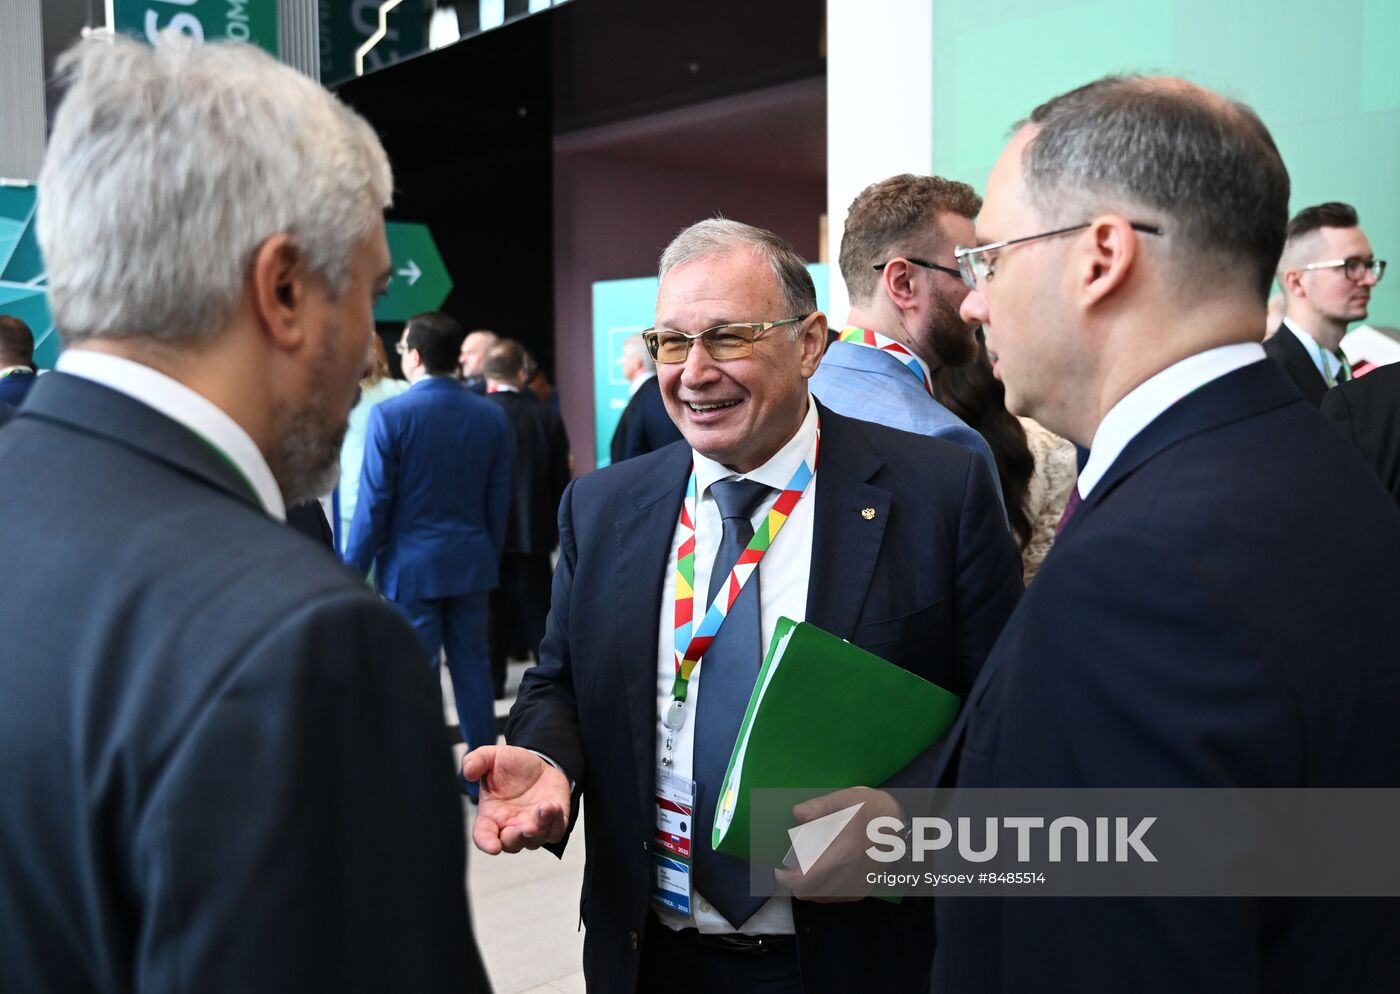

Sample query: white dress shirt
[653,397,819,935]
[56,349,286,520]
[1078,343,1266,498]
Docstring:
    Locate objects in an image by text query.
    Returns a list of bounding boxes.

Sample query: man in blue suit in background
[346,311,512,787]
[932,75,1400,992]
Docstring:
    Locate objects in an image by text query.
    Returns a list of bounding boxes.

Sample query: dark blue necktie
[692,478,772,927]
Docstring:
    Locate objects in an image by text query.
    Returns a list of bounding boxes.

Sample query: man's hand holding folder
[775,786,906,903]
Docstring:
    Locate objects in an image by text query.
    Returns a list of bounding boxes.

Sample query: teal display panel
[0,184,58,369]
[111,0,279,54]
[592,264,829,469]
[931,0,1399,327]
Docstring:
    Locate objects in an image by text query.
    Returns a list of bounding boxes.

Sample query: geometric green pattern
[0,183,57,368]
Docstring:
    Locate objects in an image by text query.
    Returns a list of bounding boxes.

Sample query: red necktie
[1056,485,1083,535]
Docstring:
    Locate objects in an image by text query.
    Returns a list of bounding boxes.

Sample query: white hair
[659,218,818,331]
[37,32,393,344]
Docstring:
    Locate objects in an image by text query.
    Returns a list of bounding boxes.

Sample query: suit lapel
[1067,360,1298,532]
[616,444,692,823]
[805,404,891,639]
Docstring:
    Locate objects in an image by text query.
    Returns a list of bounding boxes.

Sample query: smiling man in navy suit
[932,76,1400,993]
[463,219,1022,993]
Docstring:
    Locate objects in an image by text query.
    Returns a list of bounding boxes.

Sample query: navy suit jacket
[609,374,683,464]
[345,376,511,601]
[507,400,1023,994]
[0,399,13,428]
[1322,361,1400,507]
[0,373,489,992]
[0,368,35,407]
[931,360,1400,993]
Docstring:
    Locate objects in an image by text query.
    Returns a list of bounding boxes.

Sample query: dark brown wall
[553,151,824,473]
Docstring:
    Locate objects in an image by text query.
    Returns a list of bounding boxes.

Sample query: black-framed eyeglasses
[954,221,1164,289]
[642,316,811,364]
[1300,256,1387,284]
[872,257,963,280]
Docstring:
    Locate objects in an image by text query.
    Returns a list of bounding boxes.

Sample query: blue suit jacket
[931,360,1400,993]
[811,339,1004,506]
[0,369,36,407]
[345,376,511,601]
[507,401,1023,994]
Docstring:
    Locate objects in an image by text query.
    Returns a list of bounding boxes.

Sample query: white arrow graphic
[785,801,865,874]
[397,259,422,286]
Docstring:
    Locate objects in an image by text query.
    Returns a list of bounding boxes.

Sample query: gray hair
[658,218,817,333]
[1019,75,1289,300]
[38,32,393,344]
[622,333,655,372]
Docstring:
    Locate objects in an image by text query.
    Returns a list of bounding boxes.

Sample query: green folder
[711,616,961,860]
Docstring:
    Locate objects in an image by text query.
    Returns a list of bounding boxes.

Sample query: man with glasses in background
[930,76,1400,992]
[463,218,1022,994]
[811,174,1004,502]
[1267,201,1386,407]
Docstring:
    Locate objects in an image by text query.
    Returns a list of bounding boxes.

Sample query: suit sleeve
[506,479,587,846]
[132,593,488,993]
[343,405,398,574]
[951,452,1024,694]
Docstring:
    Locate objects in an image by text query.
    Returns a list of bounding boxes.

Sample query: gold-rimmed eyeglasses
[642,316,811,364]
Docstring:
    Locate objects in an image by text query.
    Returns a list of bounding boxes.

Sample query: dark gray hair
[659,218,817,327]
[1020,75,1289,300]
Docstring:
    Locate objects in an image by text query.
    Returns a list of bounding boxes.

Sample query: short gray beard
[270,333,350,506]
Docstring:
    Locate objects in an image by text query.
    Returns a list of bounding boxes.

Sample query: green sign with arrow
[376,222,453,323]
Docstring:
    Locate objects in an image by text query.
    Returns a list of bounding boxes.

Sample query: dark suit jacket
[345,376,511,601]
[1321,362,1400,506]
[0,399,13,428]
[485,388,571,555]
[0,373,489,993]
[1263,325,1331,407]
[287,499,336,549]
[609,375,683,464]
[508,401,1023,994]
[931,360,1400,994]
[0,368,35,407]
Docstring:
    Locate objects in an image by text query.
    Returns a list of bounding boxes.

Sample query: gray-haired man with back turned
[0,34,490,993]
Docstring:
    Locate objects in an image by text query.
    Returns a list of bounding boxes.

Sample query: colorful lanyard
[838,326,932,396]
[0,368,32,381]
[660,421,820,763]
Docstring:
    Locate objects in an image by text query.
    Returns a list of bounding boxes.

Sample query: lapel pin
[861,507,876,520]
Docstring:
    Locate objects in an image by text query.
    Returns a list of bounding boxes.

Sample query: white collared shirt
[653,397,819,935]
[1282,317,1347,385]
[1078,343,1266,498]
[56,349,286,520]
[0,365,34,378]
